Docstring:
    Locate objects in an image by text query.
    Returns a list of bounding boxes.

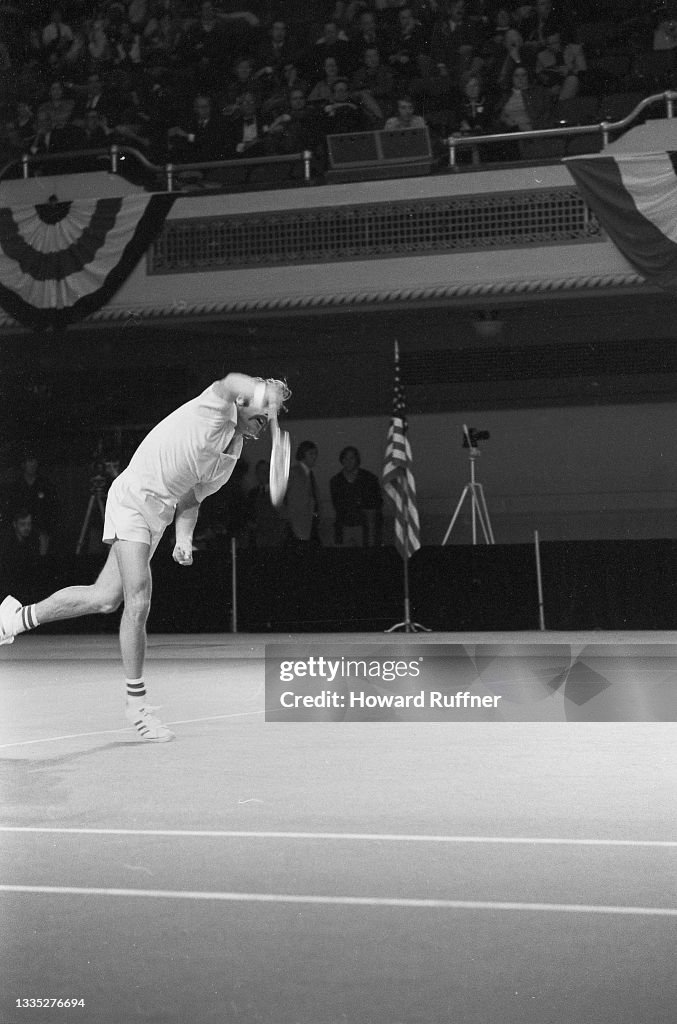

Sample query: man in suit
[285,440,321,544]
[167,93,229,162]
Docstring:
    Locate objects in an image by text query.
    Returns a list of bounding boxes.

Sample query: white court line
[0,884,675,916]
[0,710,263,750]
[1,827,675,848]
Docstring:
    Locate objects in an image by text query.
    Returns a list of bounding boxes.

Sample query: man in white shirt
[0,374,289,741]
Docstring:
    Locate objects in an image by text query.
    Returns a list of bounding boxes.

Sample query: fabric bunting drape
[0,193,175,329]
[564,151,677,291]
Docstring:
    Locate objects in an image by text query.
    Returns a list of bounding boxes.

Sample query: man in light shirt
[0,374,289,741]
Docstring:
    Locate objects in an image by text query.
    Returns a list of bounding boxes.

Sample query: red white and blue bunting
[565,152,677,291]
[0,193,175,329]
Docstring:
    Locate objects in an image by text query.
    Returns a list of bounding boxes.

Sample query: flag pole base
[385,619,431,633]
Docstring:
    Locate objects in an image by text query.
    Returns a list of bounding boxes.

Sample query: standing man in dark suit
[285,440,321,544]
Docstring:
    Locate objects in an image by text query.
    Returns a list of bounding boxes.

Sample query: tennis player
[0,374,290,741]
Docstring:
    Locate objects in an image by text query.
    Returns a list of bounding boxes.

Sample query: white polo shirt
[106,383,243,537]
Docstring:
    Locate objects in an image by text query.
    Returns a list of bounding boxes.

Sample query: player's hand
[172,541,194,566]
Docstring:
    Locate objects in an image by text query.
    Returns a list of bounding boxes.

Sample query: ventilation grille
[150,188,599,273]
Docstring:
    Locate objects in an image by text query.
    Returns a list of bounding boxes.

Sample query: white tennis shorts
[103,486,165,555]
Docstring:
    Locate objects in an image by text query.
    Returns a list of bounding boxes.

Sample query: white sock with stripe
[15,605,39,635]
[126,678,147,706]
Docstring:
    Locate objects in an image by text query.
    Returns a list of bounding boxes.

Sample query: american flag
[382,341,421,559]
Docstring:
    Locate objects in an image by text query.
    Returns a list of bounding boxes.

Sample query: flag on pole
[382,341,421,559]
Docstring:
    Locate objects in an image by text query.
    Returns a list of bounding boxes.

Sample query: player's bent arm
[213,373,285,414]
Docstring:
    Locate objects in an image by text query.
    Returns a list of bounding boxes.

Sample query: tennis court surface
[1,632,676,1024]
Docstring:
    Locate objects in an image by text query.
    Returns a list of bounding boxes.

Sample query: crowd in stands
[0,0,673,180]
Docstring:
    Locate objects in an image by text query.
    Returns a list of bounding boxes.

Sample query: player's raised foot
[125,703,175,742]
[0,595,21,646]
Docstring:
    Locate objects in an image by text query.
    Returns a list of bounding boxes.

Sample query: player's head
[237,377,291,439]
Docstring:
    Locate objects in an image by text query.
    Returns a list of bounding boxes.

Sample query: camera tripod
[75,483,107,556]
[442,434,495,546]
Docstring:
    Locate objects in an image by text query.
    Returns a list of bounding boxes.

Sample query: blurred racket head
[269,415,290,506]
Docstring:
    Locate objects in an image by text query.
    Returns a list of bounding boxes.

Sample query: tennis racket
[269,412,290,507]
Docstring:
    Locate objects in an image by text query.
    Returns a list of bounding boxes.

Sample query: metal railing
[1,90,675,189]
[0,144,314,190]
[446,90,677,168]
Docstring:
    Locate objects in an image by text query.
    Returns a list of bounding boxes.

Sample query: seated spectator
[42,6,75,70]
[167,93,229,163]
[221,56,266,117]
[653,14,677,51]
[386,5,431,85]
[535,31,586,102]
[497,63,553,133]
[62,29,91,79]
[384,94,427,130]
[497,28,530,93]
[71,72,119,127]
[179,0,231,87]
[520,0,574,57]
[430,0,482,85]
[306,21,351,82]
[452,71,493,164]
[308,55,342,104]
[2,453,60,558]
[264,86,323,155]
[38,80,75,129]
[225,90,269,157]
[348,10,389,73]
[256,19,299,77]
[4,102,37,154]
[27,107,85,160]
[245,459,286,547]
[0,509,44,592]
[142,4,184,69]
[350,45,396,119]
[321,78,368,134]
[330,446,383,547]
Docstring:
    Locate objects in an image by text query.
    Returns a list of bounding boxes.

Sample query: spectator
[2,453,60,558]
[168,93,229,163]
[308,55,342,103]
[386,5,431,85]
[42,6,75,69]
[497,63,553,133]
[264,86,323,155]
[350,45,396,118]
[348,10,388,73]
[0,509,44,593]
[330,446,383,546]
[256,19,299,77]
[179,0,230,87]
[430,0,482,85]
[221,56,266,116]
[285,440,321,545]
[535,31,586,101]
[71,72,119,126]
[452,71,493,164]
[384,93,426,130]
[5,102,36,154]
[307,21,351,81]
[38,79,75,129]
[321,77,368,134]
[225,90,269,157]
[245,459,286,547]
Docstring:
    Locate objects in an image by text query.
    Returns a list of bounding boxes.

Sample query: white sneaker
[125,703,175,742]
[0,595,21,646]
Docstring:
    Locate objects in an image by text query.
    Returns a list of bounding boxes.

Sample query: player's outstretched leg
[0,547,124,644]
[115,539,174,742]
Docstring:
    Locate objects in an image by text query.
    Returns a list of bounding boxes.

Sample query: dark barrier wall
[16,540,677,634]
